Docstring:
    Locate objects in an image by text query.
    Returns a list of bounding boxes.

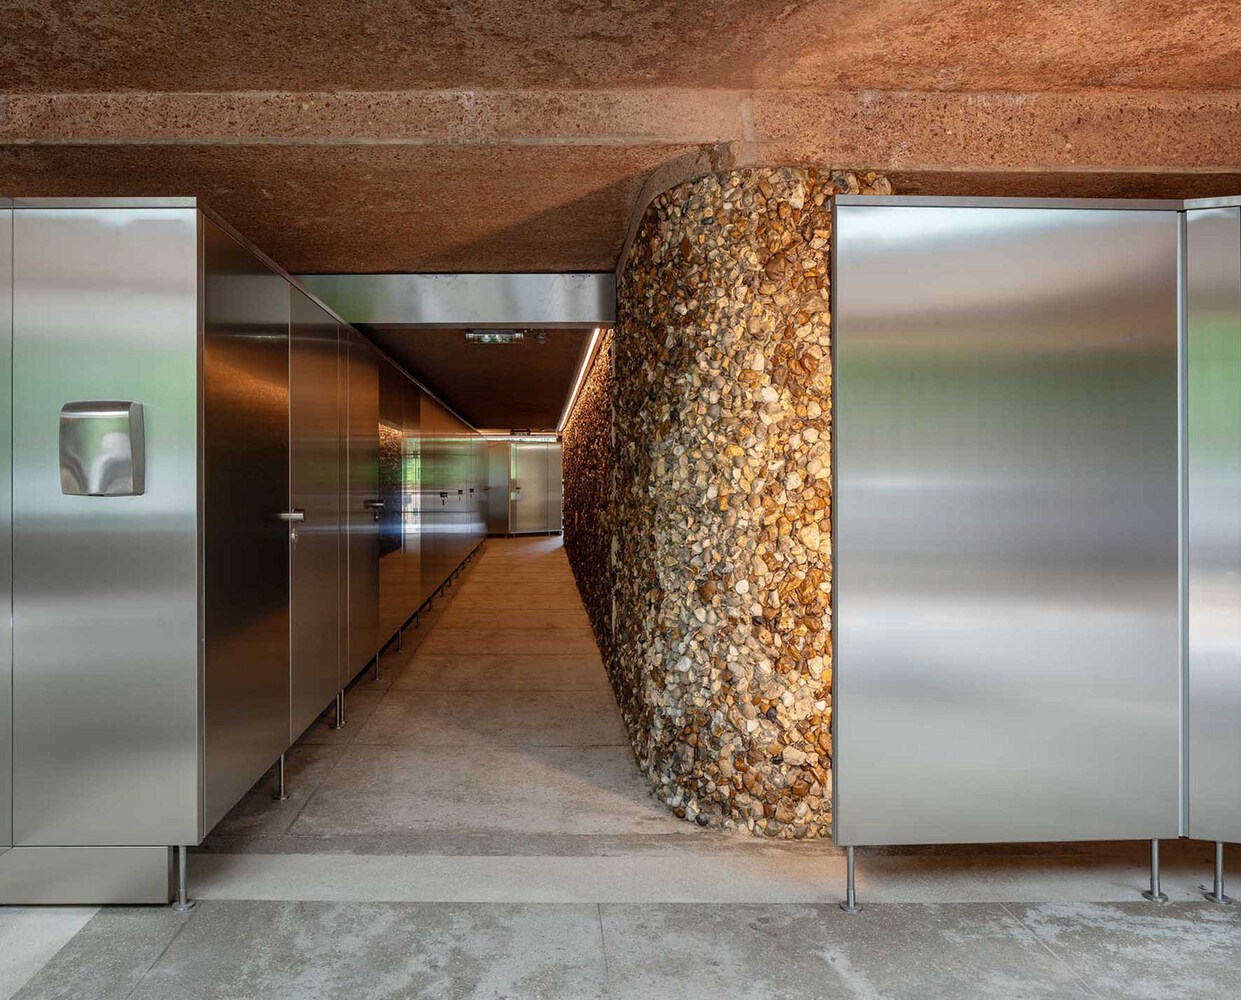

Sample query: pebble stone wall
[562,330,615,660]
[563,167,891,839]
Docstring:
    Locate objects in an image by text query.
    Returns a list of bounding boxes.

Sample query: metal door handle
[363,499,385,510]
[277,509,306,522]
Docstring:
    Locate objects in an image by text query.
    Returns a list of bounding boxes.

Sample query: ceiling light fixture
[465,329,523,344]
[557,326,603,433]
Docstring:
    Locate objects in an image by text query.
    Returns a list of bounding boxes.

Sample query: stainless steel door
[511,442,550,533]
[834,203,1181,846]
[345,329,380,680]
[289,290,341,740]
[12,206,201,846]
[487,440,510,533]
[419,397,447,598]
[203,217,291,832]
[378,361,421,641]
[548,442,564,532]
[0,205,11,850]
[1186,205,1241,843]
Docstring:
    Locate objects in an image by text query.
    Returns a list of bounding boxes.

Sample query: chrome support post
[273,753,288,801]
[171,845,195,912]
[333,691,346,730]
[840,846,862,914]
[374,652,382,681]
[1142,838,1169,902]
[1205,842,1233,905]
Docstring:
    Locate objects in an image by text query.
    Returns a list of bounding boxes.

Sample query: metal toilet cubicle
[0,198,484,904]
[832,196,1241,910]
[485,437,564,536]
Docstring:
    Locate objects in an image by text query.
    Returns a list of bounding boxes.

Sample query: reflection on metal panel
[12,208,201,845]
[300,272,615,328]
[487,441,510,534]
[377,363,422,643]
[0,847,170,904]
[1186,206,1241,842]
[289,290,342,740]
[834,205,1181,846]
[0,205,10,849]
[345,329,380,679]
[58,401,145,496]
[203,217,291,831]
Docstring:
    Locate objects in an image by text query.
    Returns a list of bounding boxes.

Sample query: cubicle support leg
[840,845,862,914]
[171,846,195,912]
[333,691,346,731]
[1205,842,1233,905]
[273,753,288,801]
[1141,839,1169,903]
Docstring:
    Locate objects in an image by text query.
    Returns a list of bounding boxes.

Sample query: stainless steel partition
[0,196,462,903]
[487,440,510,534]
[203,218,291,830]
[0,203,11,852]
[289,289,342,740]
[378,363,422,644]
[345,329,380,681]
[833,200,1182,846]
[1186,202,1241,843]
[12,206,202,848]
[547,442,564,532]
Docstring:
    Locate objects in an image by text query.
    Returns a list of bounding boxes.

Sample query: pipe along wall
[0,198,484,903]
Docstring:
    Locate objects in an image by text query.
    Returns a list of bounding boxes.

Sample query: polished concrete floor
[3,536,1240,999]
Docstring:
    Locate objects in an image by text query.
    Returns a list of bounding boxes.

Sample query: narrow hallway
[203,535,688,862]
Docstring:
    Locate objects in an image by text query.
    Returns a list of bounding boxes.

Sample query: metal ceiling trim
[296,272,616,328]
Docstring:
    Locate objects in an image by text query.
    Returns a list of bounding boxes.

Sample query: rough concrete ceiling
[0,1,1238,275]
[4,1,1238,92]
[365,327,591,431]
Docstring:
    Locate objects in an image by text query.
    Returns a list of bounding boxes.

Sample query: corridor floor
[3,537,1240,999]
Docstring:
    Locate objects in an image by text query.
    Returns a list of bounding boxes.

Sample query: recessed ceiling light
[466,329,523,344]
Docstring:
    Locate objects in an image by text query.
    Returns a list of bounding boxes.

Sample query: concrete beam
[1,88,1237,175]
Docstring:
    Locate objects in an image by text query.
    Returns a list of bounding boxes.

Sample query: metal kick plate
[59,400,145,496]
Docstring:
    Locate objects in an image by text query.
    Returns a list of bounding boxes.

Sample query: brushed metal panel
[378,361,421,641]
[203,218,290,832]
[0,846,171,905]
[11,207,201,846]
[300,272,616,328]
[289,290,341,740]
[487,441,509,534]
[345,328,380,680]
[58,401,145,496]
[548,442,564,532]
[0,206,10,849]
[1186,206,1241,842]
[402,382,422,615]
[511,442,551,534]
[419,396,448,599]
[834,205,1181,846]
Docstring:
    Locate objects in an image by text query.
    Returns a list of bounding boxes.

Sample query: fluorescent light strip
[557,326,603,433]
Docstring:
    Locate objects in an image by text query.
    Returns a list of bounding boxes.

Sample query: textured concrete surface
[0,908,96,1000]
[3,2,1237,92]
[11,900,1241,999]
[2,6,1238,273]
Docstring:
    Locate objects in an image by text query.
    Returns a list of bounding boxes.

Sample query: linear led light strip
[557,326,604,433]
